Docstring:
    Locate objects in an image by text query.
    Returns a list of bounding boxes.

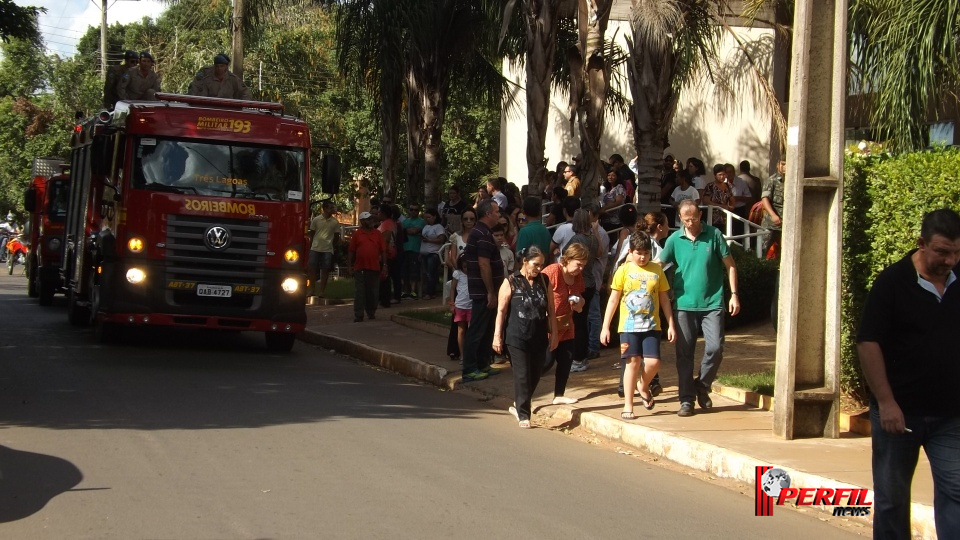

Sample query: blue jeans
[674,309,724,405]
[588,292,601,355]
[870,403,960,539]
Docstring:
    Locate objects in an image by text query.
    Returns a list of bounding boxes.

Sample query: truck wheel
[68,288,91,326]
[27,255,38,297]
[265,332,296,352]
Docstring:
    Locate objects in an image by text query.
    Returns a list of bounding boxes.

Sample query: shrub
[840,146,960,400]
[726,243,779,329]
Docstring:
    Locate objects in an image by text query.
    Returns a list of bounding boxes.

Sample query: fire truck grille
[164,215,268,288]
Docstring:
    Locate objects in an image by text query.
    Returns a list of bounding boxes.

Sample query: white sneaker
[552,396,578,405]
[508,405,519,420]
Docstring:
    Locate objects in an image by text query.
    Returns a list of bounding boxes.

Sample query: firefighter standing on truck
[187,54,252,100]
[103,50,139,109]
[118,51,161,101]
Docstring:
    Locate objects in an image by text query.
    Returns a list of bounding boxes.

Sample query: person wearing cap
[187,54,252,100]
[348,211,387,322]
[118,51,161,101]
[103,50,139,109]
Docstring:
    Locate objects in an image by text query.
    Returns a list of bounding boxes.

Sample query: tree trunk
[523,0,560,187]
[405,66,424,207]
[570,0,612,206]
[421,77,448,210]
[625,30,677,214]
[231,0,244,79]
[380,84,401,201]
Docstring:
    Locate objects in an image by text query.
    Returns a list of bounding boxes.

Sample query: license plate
[197,284,232,297]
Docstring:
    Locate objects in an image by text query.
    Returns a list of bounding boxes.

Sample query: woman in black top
[493,245,558,428]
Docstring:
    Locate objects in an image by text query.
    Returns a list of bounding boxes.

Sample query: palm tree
[568,0,615,205]
[848,0,960,151]
[336,0,505,207]
[625,0,719,213]
[335,0,410,200]
[501,0,562,186]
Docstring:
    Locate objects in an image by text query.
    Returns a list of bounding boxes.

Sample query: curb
[299,328,935,538]
[299,330,453,388]
[710,383,872,436]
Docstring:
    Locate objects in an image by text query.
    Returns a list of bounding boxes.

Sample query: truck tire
[265,332,296,352]
[27,254,38,297]
[68,288,91,326]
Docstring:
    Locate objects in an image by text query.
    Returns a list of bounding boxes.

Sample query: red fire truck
[23,159,70,305]
[63,93,339,351]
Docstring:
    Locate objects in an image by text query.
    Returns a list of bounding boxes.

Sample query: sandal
[639,391,655,411]
[621,411,637,420]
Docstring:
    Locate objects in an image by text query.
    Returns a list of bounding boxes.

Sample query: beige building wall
[500,20,782,186]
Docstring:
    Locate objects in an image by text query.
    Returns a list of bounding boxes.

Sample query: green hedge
[726,244,779,329]
[840,146,960,400]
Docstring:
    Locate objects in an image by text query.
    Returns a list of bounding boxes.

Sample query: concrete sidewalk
[300,298,937,538]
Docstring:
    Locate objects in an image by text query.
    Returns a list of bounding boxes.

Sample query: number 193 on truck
[64,93,340,351]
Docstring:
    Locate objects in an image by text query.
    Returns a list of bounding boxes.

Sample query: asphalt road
[0,271,862,539]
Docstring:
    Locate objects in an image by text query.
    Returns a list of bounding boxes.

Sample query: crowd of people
[307,153,789,429]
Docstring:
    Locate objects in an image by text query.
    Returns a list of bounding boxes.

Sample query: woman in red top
[542,242,588,405]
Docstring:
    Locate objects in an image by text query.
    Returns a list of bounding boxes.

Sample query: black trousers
[573,287,596,361]
[544,339,575,397]
[507,344,545,422]
[354,270,380,319]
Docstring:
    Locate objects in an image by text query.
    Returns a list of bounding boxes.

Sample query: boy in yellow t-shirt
[600,231,676,420]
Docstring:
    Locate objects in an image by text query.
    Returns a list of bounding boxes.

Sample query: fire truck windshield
[132,137,306,201]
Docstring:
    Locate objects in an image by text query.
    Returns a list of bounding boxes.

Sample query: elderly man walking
[657,199,740,417]
[460,199,504,382]
[858,208,960,540]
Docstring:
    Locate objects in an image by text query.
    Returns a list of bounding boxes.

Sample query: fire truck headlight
[283,249,300,263]
[280,277,299,293]
[47,237,61,252]
[126,268,146,284]
[127,237,145,253]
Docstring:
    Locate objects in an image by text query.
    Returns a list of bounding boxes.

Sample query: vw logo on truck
[204,225,231,251]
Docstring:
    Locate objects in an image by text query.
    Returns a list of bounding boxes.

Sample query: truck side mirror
[24,188,36,213]
[321,154,341,195]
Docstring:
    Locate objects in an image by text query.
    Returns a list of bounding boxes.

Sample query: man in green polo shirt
[658,199,740,417]
[514,196,551,257]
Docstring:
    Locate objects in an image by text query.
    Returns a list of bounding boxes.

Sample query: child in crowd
[448,255,472,361]
[492,224,515,274]
[600,231,675,420]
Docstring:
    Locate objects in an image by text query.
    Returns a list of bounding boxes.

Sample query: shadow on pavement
[0,445,83,523]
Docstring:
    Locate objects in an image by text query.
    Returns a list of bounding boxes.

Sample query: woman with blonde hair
[541,242,588,404]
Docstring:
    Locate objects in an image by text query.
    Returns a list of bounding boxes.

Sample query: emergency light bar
[154,93,285,113]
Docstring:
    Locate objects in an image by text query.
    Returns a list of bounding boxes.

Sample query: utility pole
[232,0,244,79]
[773,0,848,439]
[100,0,108,81]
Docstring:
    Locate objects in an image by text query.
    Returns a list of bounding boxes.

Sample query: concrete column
[773,0,847,439]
